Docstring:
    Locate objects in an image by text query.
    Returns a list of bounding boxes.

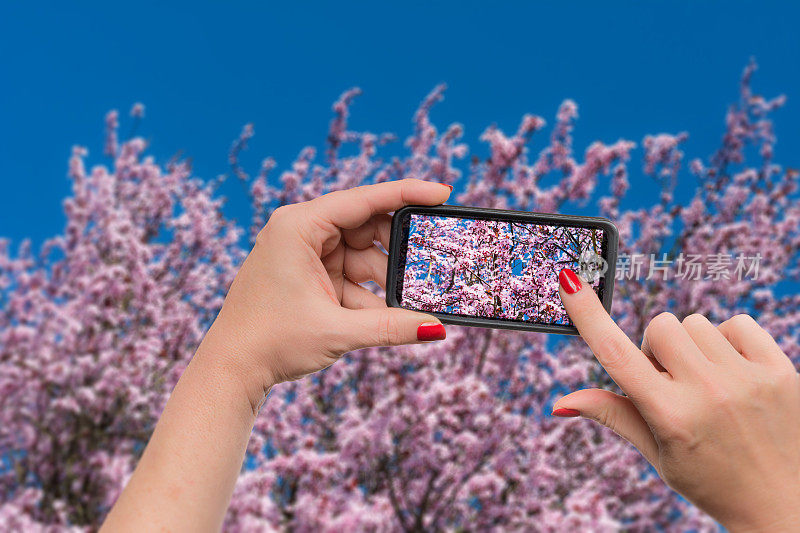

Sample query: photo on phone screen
[387,206,618,334]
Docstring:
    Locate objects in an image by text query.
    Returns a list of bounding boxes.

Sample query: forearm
[102,342,261,532]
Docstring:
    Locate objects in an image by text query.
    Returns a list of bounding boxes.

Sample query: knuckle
[324,325,352,356]
[271,204,294,220]
[256,206,294,246]
[376,310,402,346]
[762,365,798,396]
[257,204,310,249]
[746,373,773,400]
[704,380,737,410]
[254,225,271,248]
[324,189,347,204]
[776,364,800,383]
[681,313,708,328]
[652,406,696,446]
[594,404,617,432]
[642,312,676,347]
[650,312,677,333]
[596,329,634,370]
[265,204,298,229]
[729,313,756,328]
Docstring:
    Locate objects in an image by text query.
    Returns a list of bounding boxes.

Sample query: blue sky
[1,1,798,246]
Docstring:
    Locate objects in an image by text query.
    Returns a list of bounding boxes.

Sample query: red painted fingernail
[559,268,582,294]
[417,322,446,341]
[552,408,581,417]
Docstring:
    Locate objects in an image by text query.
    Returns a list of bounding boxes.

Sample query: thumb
[341,307,446,350]
[553,388,659,466]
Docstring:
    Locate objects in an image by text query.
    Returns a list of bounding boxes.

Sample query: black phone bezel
[385,205,619,336]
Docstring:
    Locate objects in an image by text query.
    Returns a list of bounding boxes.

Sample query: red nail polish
[559,268,582,294]
[552,408,581,417]
[417,322,446,341]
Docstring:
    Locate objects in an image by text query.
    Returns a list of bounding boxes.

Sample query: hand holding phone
[386,205,618,335]
[103,179,454,531]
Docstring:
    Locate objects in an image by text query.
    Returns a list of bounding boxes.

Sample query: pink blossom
[130,103,145,118]
[2,62,797,531]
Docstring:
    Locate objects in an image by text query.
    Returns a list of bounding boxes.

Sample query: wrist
[194,326,278,416]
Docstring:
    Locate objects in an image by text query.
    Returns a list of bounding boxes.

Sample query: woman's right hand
[553,268,800,532]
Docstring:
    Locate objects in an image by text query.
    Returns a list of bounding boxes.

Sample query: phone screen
[395,213,609,327]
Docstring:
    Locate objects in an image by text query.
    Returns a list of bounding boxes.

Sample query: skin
[102,179,451,532]
[555,272,800,532]
[104,180,799,531]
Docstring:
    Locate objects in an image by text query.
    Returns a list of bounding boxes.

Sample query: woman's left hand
[103,179,451,532]
[201,178,452,412]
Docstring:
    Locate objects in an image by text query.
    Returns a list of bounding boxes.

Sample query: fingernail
[552,408,581,417]
[559,268,582,294]
[417,322,446,341]
[443,184,453,191]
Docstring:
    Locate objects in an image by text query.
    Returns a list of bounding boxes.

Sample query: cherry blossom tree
[401,215,603,323]
[1,61,797,531]
[0,110,244,528]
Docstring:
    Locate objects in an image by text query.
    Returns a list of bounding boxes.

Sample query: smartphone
[386,205,618,335]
